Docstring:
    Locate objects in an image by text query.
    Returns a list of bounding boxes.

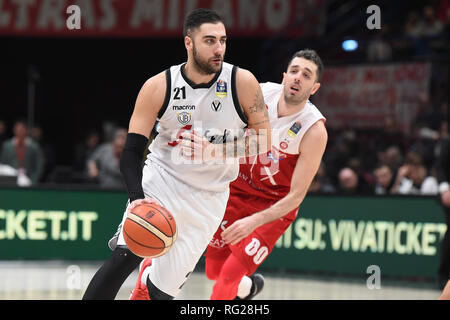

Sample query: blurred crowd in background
[0,92,447,196]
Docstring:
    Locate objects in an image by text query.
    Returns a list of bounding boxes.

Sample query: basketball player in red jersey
[130,49,327,300]
[205,49,327,300]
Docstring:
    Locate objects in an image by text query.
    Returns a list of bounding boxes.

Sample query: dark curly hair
[287,49,324,82]
[183,8,224,37]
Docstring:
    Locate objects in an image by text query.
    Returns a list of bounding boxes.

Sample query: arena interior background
[0,0,449,293]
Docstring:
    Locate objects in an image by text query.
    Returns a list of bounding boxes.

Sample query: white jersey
[146,62,248,192]
[261,82,325,155]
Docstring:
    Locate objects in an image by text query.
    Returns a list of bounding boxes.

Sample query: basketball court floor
[0,261,442,300]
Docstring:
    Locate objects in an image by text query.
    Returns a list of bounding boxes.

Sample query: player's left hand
[221,215,257,245]
[178,130,216,162]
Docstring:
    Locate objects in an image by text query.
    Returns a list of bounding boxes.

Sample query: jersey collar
[180,63,222,89]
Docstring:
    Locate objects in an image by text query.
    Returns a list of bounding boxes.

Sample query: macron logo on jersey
[173,105,196,110]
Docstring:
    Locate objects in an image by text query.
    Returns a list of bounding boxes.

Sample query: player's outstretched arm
[221,120,327,245]
[120,72,166,205]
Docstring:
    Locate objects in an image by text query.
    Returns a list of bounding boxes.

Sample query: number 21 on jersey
[173,86,186,100]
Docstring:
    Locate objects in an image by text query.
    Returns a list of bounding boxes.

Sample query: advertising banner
[0,188,128,260]
[0,0,325,37]
[0,188,446,280]
[266,195,446,279]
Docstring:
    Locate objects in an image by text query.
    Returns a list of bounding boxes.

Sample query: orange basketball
[123,203,177,258]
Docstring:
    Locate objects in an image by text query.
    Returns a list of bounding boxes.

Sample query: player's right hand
[128,197,162,212]
[221,215,258,245]
[179,130,216,162]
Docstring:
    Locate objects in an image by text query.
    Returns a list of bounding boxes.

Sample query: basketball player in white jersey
[130,49,328,300]
[82,8,271,300]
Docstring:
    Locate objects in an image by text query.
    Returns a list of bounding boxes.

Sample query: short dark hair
[183,8,224,37]
[287,49,324,82]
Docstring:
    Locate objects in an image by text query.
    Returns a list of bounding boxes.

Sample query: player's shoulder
[234,67,258,86]
[297,118,327,154]
[221,61,235,71]
[145,62,186,85]
[304,118,327,142]
[305,100,326,121]
[260,81,283,89]
[140,70,169,95]
[260,82,283,94]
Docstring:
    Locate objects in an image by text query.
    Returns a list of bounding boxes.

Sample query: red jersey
[230,82,326,202]
[205,83,326,272]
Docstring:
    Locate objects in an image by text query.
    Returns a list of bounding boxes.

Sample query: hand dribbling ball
[123,203,177,258]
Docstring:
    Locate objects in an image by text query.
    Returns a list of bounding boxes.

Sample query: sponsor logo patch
[287,121,302,138]
[177,112,191,125]
[216,80,227,98]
